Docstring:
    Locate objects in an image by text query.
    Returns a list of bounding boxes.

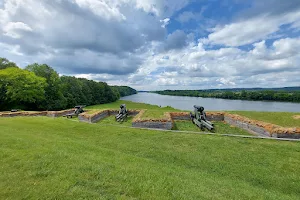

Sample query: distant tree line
[154,89,300,103]
[0,58,136,111]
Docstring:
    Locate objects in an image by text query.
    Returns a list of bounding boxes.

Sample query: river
[121,92,300,112]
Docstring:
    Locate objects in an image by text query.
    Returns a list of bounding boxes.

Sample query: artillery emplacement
[115,104,128,122]
[65,105,85,118]
[190,105,214,131]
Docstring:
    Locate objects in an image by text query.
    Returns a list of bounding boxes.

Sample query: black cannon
[190,105,214,131]
[65,105,85,118]
[115,104,128,122]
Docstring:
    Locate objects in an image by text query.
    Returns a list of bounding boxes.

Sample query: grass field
[173,120,251,135]
[139,110,167,119]
[95,116,251,135]
[87,100,177,112]
[229,111,300,127]
[1,101,300,199]
[97,115,133,127]
[1,117,300,199]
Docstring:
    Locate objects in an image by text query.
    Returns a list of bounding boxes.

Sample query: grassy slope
[96,117,251,135]
[1,117,300,199]
[229,111,300,127]
[173,121,251,135]
[97,115,133,127]
[86,100,177,112]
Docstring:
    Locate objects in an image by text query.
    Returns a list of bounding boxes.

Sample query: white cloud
[0,0,171,74]
[74,0,126,21]
[160,18,170,28]
[127,36,300,90]
[1,0,300,90]
[217,77,236,86]
[122,0,190,17]
[3,21,32,38]
[208,11,300,46]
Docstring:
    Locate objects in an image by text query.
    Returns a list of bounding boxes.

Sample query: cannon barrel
[203,119,213,126]
[115,114,122,119]
[115,104,128,122]
[201,120,214,130]
[191,105,214,131]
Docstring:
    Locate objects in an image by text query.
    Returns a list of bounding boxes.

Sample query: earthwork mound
[292,115,300,120]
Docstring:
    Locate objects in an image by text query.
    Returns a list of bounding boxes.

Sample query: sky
[0,0,300,90]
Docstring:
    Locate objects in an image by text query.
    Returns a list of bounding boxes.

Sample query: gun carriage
[115,104,128,122]
[190,105,214,131]
[65,105,85,118]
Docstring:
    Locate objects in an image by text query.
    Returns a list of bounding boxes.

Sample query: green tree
[241,90,247,99]
[25,63,66,110]
[0,67,47,110]
[61,76,85,108]
[0,58,18,69]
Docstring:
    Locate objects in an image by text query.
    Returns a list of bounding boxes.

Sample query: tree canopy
[26,63,66,110]
[0,58,137,111]
[0,67,47,110]
[0,57,18,70]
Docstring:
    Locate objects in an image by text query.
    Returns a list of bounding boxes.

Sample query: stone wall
[170,112,190,120]
[79,110,110,123]
[132,121,173,129]
[206,112,225,121]
[46,109,75,117]
[224,115,271,137]
[224,113,300,139]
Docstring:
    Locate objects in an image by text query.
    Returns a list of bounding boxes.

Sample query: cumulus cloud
[129,36,300,90]
[1,0,300,90]
[208,0,300,46]
[160,18,170,28]
[0,0,187,75]
[163,30,190,51]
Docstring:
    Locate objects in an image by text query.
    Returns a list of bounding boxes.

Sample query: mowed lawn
[86,100,177,112]
[173,121,251,135]
[1,117,300,199]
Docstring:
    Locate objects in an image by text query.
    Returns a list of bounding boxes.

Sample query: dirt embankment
[225,113,300,135]
[0,109,75,117]
[292,115,300,120]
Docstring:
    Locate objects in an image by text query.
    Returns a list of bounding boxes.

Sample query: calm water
[121,93,300,112]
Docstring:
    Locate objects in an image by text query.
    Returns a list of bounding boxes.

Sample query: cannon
[65,105,85,118]
[115,104,128,122]
[190,105,214,131]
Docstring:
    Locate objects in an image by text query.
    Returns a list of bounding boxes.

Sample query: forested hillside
[0,58,136,111]
[111,86,137,97]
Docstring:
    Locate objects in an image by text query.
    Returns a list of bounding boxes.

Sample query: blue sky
[1,0,300,90]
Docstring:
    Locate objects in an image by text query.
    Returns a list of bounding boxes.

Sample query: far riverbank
[121,93,300,112]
